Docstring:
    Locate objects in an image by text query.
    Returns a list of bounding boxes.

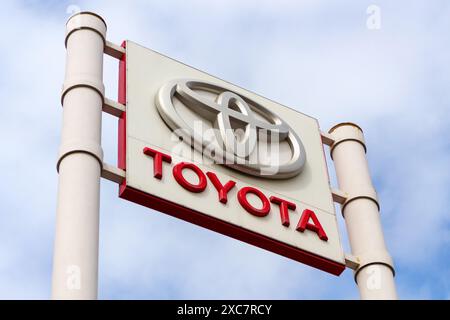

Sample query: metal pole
[329,123,397,299]
[52,12,106,299]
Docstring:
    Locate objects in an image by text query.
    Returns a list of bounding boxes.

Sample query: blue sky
[0,0,449,299]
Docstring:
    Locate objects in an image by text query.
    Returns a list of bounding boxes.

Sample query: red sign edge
[116,41,345,276]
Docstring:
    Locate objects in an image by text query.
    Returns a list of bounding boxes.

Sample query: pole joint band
[341,188,380,214]
[353,250,396,283]
[61,78,105,106]
[57,140,104,172]
[61,79,105,105]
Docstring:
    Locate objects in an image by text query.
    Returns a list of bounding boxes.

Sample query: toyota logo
[156,79,306,179]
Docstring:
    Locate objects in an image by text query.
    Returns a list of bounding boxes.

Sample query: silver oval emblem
[155,79,306,179]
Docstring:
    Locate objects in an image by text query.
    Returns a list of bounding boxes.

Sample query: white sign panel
[118,41,345,275]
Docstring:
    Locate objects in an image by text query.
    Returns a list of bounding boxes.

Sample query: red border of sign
[117,41,345,276]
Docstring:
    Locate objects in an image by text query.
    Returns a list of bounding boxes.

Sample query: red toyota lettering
[269,196,296,227]
[296,209,328,241]
[237,186,271,217]
[172,162,207,193]
[206,172,236,204]
[143,147,172,179]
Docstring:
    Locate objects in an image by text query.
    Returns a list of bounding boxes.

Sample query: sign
[118,41,345,275]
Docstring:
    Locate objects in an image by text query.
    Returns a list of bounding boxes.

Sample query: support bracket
[101,163,125,184]
[332,188,347,205]
[103,98,125,117]
[104,40,126,59]
[321,131,335,146]
[345,254,360,270]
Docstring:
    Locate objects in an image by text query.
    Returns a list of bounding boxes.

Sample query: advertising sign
[118,41,345,275]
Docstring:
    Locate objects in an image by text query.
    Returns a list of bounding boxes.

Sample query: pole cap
[328,122,366,158]
[65,12,107,48]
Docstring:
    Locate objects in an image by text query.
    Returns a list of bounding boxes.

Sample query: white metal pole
[52,12,106,299]
[329,123,397,300]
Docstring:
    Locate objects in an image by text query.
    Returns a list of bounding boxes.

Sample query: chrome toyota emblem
[156,79,306,179]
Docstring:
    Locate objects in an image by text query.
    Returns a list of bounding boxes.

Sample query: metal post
[52,12,106,299]
[329,123,397,300]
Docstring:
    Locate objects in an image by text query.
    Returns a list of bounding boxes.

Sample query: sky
[0,0,449,299]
